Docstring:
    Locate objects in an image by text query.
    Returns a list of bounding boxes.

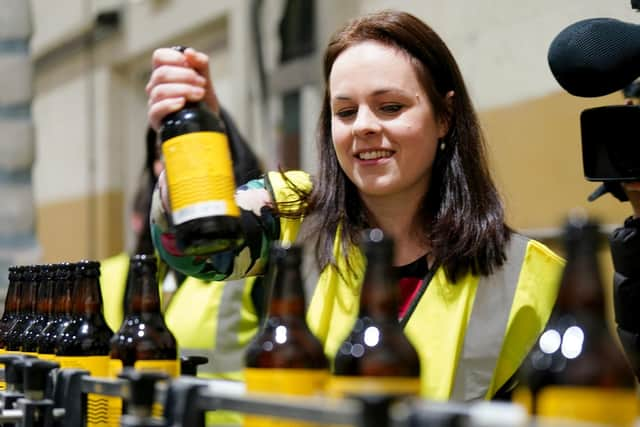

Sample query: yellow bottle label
[0,349,6,391]
[326,375,420,398]
[134,359,181,377]
[537,386,638,425]
[244,368,329,427]
[163,131,239,225]
[57,356,113,427]
[37,353,56,361]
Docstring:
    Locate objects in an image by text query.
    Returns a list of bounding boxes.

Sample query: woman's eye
[381,104,403,114]
[336,108,356,118]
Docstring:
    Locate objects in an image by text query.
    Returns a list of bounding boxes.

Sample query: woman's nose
[352,107,381,138]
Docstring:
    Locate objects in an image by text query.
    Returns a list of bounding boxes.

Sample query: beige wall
[37,191,123,263]
[29,0,640,263]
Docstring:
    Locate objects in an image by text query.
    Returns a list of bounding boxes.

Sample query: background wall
[16,0,639,286]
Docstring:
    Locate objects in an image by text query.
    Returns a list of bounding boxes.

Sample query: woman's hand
[146,47,220,131]
[622,182,640,218]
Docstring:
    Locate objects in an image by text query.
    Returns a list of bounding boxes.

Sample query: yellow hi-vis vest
[267,171,564,401]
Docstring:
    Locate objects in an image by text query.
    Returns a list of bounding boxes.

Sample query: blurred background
[0,0,636,289]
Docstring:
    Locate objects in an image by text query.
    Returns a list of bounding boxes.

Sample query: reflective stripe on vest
[180,279,248,374]
[450,234,528,401]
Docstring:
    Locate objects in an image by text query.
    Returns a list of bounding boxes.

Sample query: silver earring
[439,139,446,151]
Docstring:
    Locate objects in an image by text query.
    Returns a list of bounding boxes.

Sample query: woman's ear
[438,90,455,138]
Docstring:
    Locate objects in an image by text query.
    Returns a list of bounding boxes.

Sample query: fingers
[146,47,219,131]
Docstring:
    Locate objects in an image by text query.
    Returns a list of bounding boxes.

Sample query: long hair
[298,10,510,282]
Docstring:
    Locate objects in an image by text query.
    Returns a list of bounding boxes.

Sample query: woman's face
[329,41,447,200]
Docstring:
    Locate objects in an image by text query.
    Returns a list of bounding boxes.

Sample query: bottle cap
[56,262,74,281]
[75,260,101,278]
[22,265,41,282]
[360,228,394,259]
[130,254,158,274]
[270,242,302,266]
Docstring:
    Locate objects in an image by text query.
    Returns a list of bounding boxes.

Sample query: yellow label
[57,356,112,427]
[537,386,638,425]
[326,375,420,398]
[134,359,181,377]
[163,131,239,224]
[0,381,5,391]
[244,368,328,427]
[37,353,56,361]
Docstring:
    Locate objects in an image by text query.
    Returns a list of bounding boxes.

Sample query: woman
[146,10,564,400]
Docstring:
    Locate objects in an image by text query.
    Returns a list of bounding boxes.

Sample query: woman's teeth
[358,150,393,160]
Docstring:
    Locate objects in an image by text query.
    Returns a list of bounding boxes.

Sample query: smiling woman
[145,9,564,401]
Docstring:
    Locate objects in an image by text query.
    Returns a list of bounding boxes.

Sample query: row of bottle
[0,256,179,426]
[246,219,640,427]
[0,257,177,369]
[243,229,421,427]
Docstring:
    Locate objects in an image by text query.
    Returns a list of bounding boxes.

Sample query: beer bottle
[5,265,40,353]
[22,264,56,354]
[244,243,329,427]
[55,260,113,427]
[515,215,636,425]
[38,262,74,358]
[329,229,421,397]
[159,48,242,256]
[0,266,21,350]
[109,254,179,375]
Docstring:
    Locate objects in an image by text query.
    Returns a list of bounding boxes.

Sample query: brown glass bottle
[38,262,74,357]
[109,254,179,376]
[5,265,41,353]
[55,260,113,357]
[329,229,421,397]
[516,215,636,425]
[55,260,113,427]
[160,99,242,256]
[244,243,328,426]
[22,264,56,354]
[0,266,21,350]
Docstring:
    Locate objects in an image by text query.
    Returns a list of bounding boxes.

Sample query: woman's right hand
[146,47,220,131]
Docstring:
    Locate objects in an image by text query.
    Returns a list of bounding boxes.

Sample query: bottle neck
[22,279,38,315]
[73,277,105,317]
[556,242,605,315]
[358,259,399,321]
[36,279,54,317]
[52,279,69,316]
[267,262,306,318]
[2,281,17,317]
[126,268,162,315]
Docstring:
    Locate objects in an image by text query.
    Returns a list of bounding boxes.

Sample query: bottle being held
[244,243,329,427]
[329,229,421,398]
[159,46,242,256]
[515,214,636,425]
[55,260,113,427]
[110,254,179,376]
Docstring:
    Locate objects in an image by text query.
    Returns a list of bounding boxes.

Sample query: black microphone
[548,18,640,97]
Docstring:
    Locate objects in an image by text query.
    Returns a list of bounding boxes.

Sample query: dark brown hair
[296,10,510,281]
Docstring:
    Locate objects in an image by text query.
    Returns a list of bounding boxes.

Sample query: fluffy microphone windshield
[548,18,640,97]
